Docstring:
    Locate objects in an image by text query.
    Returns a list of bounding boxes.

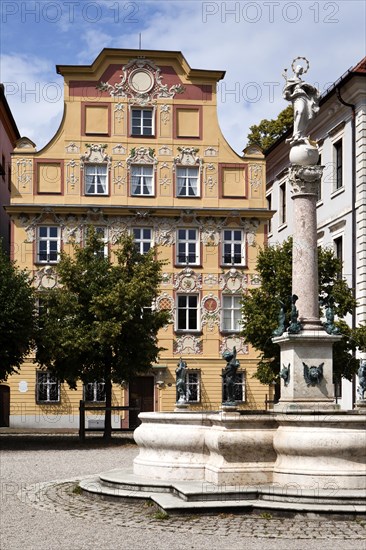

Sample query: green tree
[353,324,366,354]
[246,106,293,151]
[0,245,36,381]
[35,230,170,439]
[241,238,358,385]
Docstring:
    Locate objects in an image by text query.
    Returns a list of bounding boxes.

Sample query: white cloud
[1,0,364,153]
[77,28,115,64]
[1,54,64,150]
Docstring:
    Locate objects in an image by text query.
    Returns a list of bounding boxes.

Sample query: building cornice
[56,48,225,82]
[5,204,273,220]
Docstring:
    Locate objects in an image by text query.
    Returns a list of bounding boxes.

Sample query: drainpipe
[336,86,356,406]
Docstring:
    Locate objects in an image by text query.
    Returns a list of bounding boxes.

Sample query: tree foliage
[246,106,293,151]
[35,230,170,438]
[241,238,358,385]
[353,324,366,354]
[0,246,35,381]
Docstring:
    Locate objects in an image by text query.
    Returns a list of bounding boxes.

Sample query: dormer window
[131,108,153,136]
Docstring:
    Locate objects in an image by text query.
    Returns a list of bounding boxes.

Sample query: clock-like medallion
[129,69,154,93]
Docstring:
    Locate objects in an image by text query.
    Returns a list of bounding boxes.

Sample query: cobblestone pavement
[1,435,365,550]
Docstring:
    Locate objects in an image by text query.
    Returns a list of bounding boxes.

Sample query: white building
[266,57,366,409]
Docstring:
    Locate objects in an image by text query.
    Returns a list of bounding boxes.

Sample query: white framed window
[131,108,153,136]
[176,166,199,197]
[317,153,322,202]
[85,164,108,195]
[37,226,60,263]
[334,235,343,278]
[177,294,199,331]
[131,165,154,196]
[222,371,246,402]
[221,295,242,332]
[36,371,60,403]
[84,381,106,402]
[94,227,109,258]
[176,228,199,265]
[279,182,286,225]
[334,139,343,190]
[222,229,245,266]
[85,226,109,258]
[266,192,272,233]
[185,371,201,403]
[133,228,152,254]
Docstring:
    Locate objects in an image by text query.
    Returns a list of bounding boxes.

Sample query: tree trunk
[103,367,112,440]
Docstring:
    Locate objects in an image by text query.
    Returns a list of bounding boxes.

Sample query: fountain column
[290,164,322,330]
[273,57,341,411]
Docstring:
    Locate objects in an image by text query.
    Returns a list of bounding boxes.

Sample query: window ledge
[176,195,201,199]
[331,187,345,199]
[220,264,247,269]
[316,200,324,208]
[175,264,202,269]
[175,330,203,335]
[278,223,288,233]
[131,195,155,198]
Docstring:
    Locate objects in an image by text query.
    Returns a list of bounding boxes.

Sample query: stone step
[79,476,366,515]
[79,469,366,515]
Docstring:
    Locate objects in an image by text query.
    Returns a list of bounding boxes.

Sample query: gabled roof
[0,84,20,142]
[56,48,226,81]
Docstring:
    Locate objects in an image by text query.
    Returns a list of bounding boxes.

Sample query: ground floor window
[36,371,60,403]
[186,371,200,402]
[84,381,106,402]
[222,371,246,402]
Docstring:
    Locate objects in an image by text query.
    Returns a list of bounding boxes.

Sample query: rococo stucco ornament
[126,147,158,169]
[219,269,248,293]
[220,337,249,356]
[174,267,202,291]
[80,144,112,169]
[174,147,202,168]
[201,294,220,332]
[174,335,202,355]
[97,58,185,106]
[34,266,59,290]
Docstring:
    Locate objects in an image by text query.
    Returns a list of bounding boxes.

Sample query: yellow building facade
[5,49,271,429]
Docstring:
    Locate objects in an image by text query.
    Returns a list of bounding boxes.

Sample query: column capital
[288,165,323,196]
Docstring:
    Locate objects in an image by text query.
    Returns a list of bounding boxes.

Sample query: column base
[274,399,339,413]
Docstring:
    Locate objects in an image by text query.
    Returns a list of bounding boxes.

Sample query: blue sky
[1,0,365,153]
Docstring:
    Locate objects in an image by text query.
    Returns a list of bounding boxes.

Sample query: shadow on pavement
[0,433,135,451]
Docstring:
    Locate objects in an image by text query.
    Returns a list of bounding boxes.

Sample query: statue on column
[282,57,320,147]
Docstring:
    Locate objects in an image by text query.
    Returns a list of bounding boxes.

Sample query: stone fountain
[80,59,366,515]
